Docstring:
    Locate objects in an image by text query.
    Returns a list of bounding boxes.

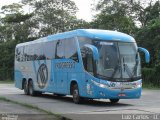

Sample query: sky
[0,0,96,21]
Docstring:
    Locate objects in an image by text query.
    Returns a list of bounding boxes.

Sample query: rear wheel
[23,80,29,95]
[72,84,82,104]
[28,80,36,96]
[109,99,119,103]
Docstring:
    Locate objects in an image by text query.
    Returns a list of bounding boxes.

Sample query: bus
[14,29,150,104]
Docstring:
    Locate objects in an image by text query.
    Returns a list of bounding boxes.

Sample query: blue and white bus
[15,29,150,104]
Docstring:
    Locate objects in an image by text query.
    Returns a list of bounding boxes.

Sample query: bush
[142,67,160,88]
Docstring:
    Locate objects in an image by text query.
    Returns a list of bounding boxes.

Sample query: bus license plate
[118,93,126,97]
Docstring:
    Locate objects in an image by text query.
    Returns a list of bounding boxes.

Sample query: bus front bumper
[86,80,142,99]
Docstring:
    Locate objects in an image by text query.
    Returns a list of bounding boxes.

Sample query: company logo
[110,82,116,87]
[37,63,48,89]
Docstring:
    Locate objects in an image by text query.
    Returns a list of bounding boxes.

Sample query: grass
[0,96,70,120]
[0,80,14,84]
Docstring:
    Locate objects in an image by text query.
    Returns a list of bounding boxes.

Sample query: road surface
[0,84,160,120]
[0,97,59,120]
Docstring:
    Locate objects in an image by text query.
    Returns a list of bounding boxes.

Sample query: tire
[28,80,36,96]
[109,99,119,103]
[72,84,81,104]
[36,91,42,96]
[23,80,29,95]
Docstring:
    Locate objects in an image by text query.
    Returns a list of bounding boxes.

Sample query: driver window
[81,47,94,74]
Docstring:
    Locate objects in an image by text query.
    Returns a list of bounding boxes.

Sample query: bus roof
[16,29,135,47]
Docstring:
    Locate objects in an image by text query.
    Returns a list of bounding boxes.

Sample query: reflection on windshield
[95,41,141,81]
[78,37,141,82]
[118,42,141,79]
[96,42,120,78]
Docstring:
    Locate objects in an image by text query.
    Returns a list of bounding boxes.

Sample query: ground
[0,84,160,120]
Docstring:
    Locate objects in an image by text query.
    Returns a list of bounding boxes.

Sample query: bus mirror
[138,47,150,63]
[84,44,99,61]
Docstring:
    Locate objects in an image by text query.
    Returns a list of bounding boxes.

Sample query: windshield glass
[118,42,141,79]
[78,37,141,82]
[96,42,121,79]
[96,42,141,81]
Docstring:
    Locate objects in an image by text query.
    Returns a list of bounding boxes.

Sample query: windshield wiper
[97,73,110,80]
[110,62,121,79]
[124,63,133,78]
[132,54,139,76]
[122,57,133,79]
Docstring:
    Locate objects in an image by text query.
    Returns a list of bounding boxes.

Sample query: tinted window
[64,38,79,62]
[78,37,92,49]
[56,40,65,59]
[44,41,56,59]
[16,46,24,62]
[34,43,44,60]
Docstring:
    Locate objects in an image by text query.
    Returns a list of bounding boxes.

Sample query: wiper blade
[110,63,120,79]
[97,73,111,80]
[97,74,106,78]
[132,54,139,76]
[122,57,133,79]
[124,63,133,78]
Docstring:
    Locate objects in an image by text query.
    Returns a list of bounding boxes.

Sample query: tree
[0,3,38,42]
[92,0,136,34]
[22,0,78,36]
[91,13,136,34]
[136,18,160,67]
[94,0,160,27]
[131,0,160,27]
[0,3,38,80]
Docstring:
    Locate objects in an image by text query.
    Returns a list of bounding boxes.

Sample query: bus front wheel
[72,84,81,104]
[109,99,119,103]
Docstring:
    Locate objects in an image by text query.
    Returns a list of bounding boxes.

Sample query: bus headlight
[91,80,108,89]
[134,82,142,88]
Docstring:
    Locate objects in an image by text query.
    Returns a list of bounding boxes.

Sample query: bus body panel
[15,70,24,89]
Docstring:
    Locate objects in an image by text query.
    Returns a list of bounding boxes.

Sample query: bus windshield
[96,41,141,82]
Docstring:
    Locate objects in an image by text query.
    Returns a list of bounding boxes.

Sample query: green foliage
[0,40,17,80]
[1,3,23,14]
[26,0,79,36]
[3,13,33,23]
[91,13,136,34]
[131,1,160,27]
[142,67,160,88]
[92,0,138,34]
[136,18,160,67]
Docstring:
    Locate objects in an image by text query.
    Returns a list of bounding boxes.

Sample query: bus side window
[43,41,56,60]
[55,40,65,59]
[16,46,25,62]
[64,38,79,62]
[36,43,45,60]
[16,47,21,62]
